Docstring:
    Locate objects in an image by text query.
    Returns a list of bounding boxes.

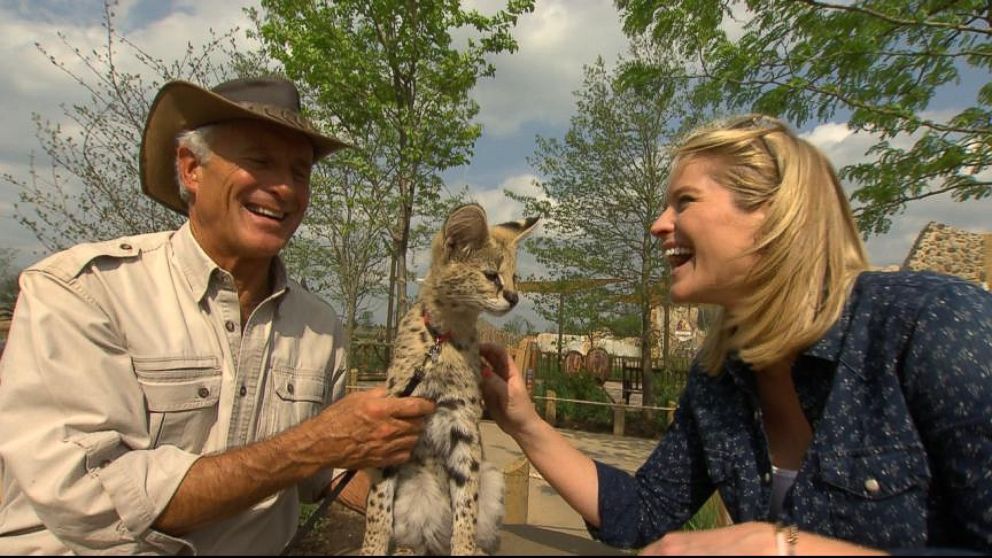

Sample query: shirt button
[287,383,295,395]
[119,243,132,251]
[864,478,880,494]
[198,387,210,398]
[225,320,236,332]
[239,385,248,397]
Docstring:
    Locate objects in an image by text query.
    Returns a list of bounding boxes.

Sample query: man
[0,77,435,554]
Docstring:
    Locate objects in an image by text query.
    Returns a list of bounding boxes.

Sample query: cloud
[801,121,992,267]
[469,0,629,137]
[0,0,257,270]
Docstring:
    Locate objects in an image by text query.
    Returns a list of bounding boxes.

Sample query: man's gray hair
[174,125,217,203]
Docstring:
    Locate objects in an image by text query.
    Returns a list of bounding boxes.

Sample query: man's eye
[292,168,310,182]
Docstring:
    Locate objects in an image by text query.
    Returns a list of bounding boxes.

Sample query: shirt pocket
[264,365,329,436]
[133,355,221,453]
[817,447,931,547]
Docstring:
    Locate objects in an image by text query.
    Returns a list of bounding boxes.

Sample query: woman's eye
[676,196,694,210]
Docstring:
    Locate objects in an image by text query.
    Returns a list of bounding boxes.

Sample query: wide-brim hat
[140,77,349,215]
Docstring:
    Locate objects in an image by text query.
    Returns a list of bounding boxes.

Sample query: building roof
[902,221,992,289]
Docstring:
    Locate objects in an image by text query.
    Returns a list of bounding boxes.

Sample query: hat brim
[140,80,349,215]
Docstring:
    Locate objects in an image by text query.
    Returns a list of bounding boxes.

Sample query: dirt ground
[285,501,366,556]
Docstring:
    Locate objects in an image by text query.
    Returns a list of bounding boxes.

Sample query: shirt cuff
[86,436,201,553]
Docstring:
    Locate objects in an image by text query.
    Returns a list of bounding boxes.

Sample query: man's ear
[176,146,201,197]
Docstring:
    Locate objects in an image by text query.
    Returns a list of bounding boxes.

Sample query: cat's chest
[417,343,480,397]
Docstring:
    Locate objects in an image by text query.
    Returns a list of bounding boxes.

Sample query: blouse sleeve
[591,372,718,548]
[900,280,992,553]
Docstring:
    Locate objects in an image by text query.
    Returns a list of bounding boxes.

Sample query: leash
[282,310,447,554]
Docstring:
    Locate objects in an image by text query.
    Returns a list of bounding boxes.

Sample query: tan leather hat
[140,77,348,215]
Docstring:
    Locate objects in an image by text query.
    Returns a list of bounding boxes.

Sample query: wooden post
[545,390,557,425]
[503,456,530,524]
[348,368,359,394]
[666,400,677,426]
[612,405,625,436]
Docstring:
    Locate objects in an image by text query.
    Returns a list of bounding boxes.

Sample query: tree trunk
[345,291,358,366]
[395,180,413,320]
[385,255,397,345]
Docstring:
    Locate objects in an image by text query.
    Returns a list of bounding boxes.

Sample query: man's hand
[297,387,436,471]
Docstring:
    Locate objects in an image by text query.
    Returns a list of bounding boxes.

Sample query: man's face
[180,120,314,267]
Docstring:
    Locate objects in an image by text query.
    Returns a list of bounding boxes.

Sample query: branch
[798,0,992,36]
[851,180,992,216]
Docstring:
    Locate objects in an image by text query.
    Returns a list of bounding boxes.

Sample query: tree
[510,51,694,408]
[253,0,535,342]
[282,145,393,355]
[3,0,270,251]
[500,315,536,338]
[617,0,992,235]
[0,248,20,315]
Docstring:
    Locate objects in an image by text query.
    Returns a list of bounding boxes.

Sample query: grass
[682,493,729,531]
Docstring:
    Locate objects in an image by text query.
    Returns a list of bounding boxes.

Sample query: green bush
[534,367,612,430]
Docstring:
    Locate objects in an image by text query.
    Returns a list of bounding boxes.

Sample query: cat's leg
[361,467,398,556]
[444,423,483,556]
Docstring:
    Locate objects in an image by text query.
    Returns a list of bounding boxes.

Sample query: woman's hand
[639,522,886,556]
[479,342,541,437]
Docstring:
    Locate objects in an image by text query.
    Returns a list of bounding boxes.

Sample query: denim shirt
[593,271,992,554]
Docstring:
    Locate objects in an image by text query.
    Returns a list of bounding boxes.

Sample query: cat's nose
[503,290,519,306]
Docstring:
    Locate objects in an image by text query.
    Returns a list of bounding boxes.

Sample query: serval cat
[360,203,539,556]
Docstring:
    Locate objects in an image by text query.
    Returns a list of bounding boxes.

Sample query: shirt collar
[723,278,862,391]
[801,275,863,363]
[170,221,291,303]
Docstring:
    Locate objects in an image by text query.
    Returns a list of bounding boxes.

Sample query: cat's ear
[443,204,489,256]
[493,216,540,245]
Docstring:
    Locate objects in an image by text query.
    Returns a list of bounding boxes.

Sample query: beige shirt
[0,222,347,555]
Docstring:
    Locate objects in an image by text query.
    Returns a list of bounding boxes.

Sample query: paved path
[480,420,657,556]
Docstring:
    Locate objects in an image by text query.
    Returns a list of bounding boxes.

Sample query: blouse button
[225,320,236,332]
[763,472,771,483]
[864,478,880,494]
[198,387,210,398]
[239,385,248,397]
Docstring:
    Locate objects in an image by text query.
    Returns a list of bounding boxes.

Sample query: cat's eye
[483,271,500,283]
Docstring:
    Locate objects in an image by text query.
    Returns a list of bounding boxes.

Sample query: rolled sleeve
[591,388,714,549]
[0,269,200,553]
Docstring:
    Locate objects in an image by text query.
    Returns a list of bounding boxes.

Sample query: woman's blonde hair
[673,115,869,374]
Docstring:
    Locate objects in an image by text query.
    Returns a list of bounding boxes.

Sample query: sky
[2,0,990,331]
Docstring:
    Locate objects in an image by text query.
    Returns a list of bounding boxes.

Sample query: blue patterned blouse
[593,271,992,554]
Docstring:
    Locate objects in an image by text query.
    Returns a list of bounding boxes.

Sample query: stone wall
[902,221,990,289]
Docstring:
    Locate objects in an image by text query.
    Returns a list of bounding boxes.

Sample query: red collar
[421,308,451,346]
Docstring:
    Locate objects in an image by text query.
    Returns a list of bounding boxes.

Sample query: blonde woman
[480,115,992,555]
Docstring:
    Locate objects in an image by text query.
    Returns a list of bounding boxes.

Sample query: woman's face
[650,156,767,310]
